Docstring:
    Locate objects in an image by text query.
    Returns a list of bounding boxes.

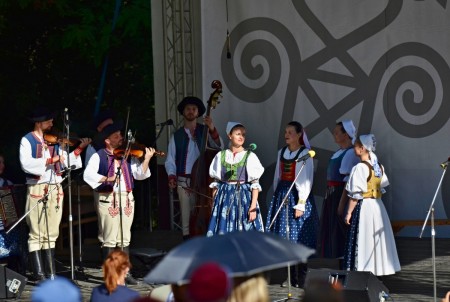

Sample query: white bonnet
[226,121,244,134]
[342,120,356,139]
[359,134,376,152]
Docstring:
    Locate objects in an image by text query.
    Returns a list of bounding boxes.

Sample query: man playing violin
[165,96,223,240]
[83,122,155,285]
[19,106,91,282]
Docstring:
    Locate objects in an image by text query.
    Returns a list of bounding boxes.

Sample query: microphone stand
[113,135,133,251]
[75,172,87,280]
[419,163,447,302]
[63,109,76,281]
[268,160,307,302]
[7,177,68,235]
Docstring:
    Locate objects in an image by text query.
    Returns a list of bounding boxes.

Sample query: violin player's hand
[145,147,155,161]
[49,154,64,165]
[79,138,92,149]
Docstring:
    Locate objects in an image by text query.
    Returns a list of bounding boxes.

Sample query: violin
[113,143,165,159]
[44,133,80,146]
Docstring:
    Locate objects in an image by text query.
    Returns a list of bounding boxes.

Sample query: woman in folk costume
[206,122,264,236]
[317,120,360,258]
[266,121,319,288]
[343,134,401,276]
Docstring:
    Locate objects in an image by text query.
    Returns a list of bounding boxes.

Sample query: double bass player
[165,96,223,240]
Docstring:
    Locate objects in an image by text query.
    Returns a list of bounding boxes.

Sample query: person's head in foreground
[103,249,132,293]
[186,262,269,302]
[31,277,81,302]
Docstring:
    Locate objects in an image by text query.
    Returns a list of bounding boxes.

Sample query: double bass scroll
[189,80,223,237]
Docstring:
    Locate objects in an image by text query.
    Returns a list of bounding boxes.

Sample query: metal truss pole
[162,0,197,231]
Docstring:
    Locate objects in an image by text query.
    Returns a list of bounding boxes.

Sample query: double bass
[189,80,223,236]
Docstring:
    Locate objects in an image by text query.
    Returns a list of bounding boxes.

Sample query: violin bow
[122,107,133,161]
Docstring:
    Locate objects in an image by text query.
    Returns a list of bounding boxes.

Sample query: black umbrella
[144,231,315,285]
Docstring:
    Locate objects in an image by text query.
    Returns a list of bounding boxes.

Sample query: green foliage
[0,0,155,184]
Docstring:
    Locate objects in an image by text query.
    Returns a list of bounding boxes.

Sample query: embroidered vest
[362,162,383,199]
[96,149,134,192]
[220,150,250,182]
[280,146,305,182]
[24,132,62,179]
[173,124,206,175]
[327,147,352,182]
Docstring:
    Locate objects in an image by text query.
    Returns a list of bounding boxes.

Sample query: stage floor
[8,230,450,302]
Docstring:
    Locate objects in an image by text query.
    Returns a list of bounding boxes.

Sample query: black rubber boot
[122,246,139,285]
[298,263,308,289]
[42,248,56,279]
[29,250,46,282]
[290,265,300,288]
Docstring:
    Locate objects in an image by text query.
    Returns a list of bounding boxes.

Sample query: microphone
[295,150,316,162]
[245,143,257,151]
[127,130,135,143]
[156,119,174,126]
[64,108,69,123]
[440,157,450,169]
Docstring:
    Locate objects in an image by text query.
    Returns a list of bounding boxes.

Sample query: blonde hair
[103,250,131,294]
[227,274,269,302]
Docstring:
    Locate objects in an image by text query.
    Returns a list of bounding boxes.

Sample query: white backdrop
[153,0,450,237]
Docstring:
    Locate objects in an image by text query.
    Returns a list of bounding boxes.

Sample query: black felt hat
[177,97,206,116]
[92,109,116,130]
[99,120,124,140]
[28,106,58,122]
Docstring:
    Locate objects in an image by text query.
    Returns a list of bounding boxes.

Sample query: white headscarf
[342,120,356,139]
[359,134,382,178]
[302,129,311,149]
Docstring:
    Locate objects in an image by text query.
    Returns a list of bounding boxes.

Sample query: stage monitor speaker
[0,264,27,299]
[305,269,389,302]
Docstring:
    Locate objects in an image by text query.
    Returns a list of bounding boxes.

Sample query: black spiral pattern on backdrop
[221,17,300,104]
[370,43,450,138]
[219,0,450,217]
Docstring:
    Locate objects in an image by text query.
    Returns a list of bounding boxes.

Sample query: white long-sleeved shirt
[165,127,223,176]
[83,151,150,192]
[19,135,82,185]
[273,147,314,211]
[209,149,264,191]
[346,161,389,200]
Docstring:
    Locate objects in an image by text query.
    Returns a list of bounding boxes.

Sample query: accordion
[0,186,19,231]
